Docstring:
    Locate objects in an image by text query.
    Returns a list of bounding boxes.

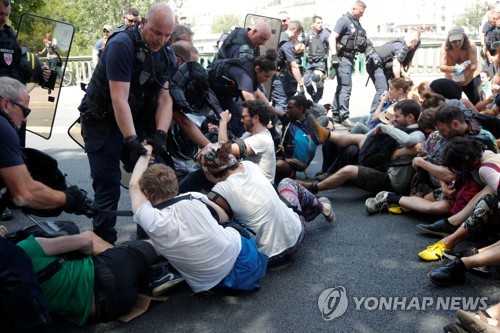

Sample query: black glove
[146,130,168,155]
[330,54,340,67]
[123,135,148,172]
[298,85,305,96]
[63,185,96,217]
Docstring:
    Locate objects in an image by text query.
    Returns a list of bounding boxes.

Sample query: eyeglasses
[7,98,31,117]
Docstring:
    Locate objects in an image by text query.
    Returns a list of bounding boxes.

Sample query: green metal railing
[62,42,451,86]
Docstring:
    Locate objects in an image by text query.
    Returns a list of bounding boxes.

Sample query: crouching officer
[0,76,91,332]
[78,4,177,244]
[303,15,330,103]
[365,30,421,111]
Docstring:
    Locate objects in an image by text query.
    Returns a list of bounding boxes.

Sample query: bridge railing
[63,42,460,86]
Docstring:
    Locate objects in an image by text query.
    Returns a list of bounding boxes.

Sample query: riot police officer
[78,4,177,244]
[304,16,330,103]
[329,1,368,127]
[365,31,421,111]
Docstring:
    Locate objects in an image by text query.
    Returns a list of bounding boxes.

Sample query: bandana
[195,141,237,173]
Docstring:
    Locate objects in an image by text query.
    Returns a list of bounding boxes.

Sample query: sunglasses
[7,98,31,117]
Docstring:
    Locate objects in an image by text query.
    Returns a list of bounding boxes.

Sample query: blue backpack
[278,122,317,172]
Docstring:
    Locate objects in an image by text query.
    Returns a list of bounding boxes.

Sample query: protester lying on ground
[195,141,335,267]
[130,145,268,293]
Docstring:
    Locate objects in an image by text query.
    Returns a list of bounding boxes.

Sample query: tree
[301,16,313,34]
[454,0,488,34]
[211,14,240,34]
[9,0,46,27]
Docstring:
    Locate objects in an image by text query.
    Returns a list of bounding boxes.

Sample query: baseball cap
[448,26,465,42]
[103,24,113,32]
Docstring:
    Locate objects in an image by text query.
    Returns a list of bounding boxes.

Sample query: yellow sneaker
[387,205,411,214]
[418,242,447,261]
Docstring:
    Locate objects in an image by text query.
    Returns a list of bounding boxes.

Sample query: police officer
[365,30,421,111]
[78,4,177,244]
[303,15,330,103]
[329,1,368,128]
[215,21,271,61]
[0,76,92,332]
[115,7,140,32]
[272,21,305,112]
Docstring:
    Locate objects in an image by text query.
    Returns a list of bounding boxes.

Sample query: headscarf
[195,141,238,173]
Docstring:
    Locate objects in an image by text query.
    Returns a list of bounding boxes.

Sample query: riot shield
[17,14,74,139]
[244,14,281,100]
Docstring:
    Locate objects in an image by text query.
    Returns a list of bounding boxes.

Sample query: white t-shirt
[212,161,303,257]
[241,129,276,182]
[134,192,241,292]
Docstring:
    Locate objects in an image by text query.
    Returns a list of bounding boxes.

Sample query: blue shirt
[0,114,24,169]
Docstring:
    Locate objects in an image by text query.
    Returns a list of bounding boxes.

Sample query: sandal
[296,180,318,194]
[457,309,500,333]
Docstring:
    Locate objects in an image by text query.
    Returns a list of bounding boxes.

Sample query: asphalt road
[7,77,500,333]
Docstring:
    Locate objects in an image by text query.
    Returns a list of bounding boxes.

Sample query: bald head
[142,4,175,53]
[248,21,271,48]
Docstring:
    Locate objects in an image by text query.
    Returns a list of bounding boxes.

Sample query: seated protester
[365,103,498,216]
[275,95,331,183]
[130,145,267,293]
[418,137,500,261]
[351,78,410,135]
[179,100,276,193]
[298,99,425,195]
[208,49,278,137]
[195,141,335,267]
[16,231,161,325]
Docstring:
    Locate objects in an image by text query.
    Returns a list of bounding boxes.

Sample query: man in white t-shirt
[129,145,267,293]
[195,141,335,267]
[179,99,276,193]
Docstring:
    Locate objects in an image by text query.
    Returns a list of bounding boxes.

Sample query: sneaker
[387,205,411,215]
[149,266,185,297]
[0,208,13,222]
[318,197,336,223]
[341,118,355,128]
[418,241,447,261]
[296,180,318,194]
[427,258,467,286]
[365,191,391,214]
[416,219,458,237]
[331,115,342,124]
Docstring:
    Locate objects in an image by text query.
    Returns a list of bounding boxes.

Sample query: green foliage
[9,0,46,28]
[454,0,488,33]
[211,14,240,34]
[301,16,313,34]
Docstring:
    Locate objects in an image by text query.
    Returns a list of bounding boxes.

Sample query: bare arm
[329,31,340,55]
[439,44,456,74]
[289,60,303,85]
[173,112,210,147]
[154,85,173,133]
[92,49,99,68]
[109,80,136,138]
[0,165,66,209]
[217,110,231,141]
[35,234,93,257]
[392,58,402,78]
[412,157,456,183]
[129,145,153,213]
[200,196,229,223]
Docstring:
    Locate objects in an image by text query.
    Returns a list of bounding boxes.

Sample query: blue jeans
[332,56,355,120]
[0,238,51,332]
[303,62,326,103]
[271,74,297,111]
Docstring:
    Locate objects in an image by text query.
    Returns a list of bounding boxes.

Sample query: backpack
[278,122,317,172]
